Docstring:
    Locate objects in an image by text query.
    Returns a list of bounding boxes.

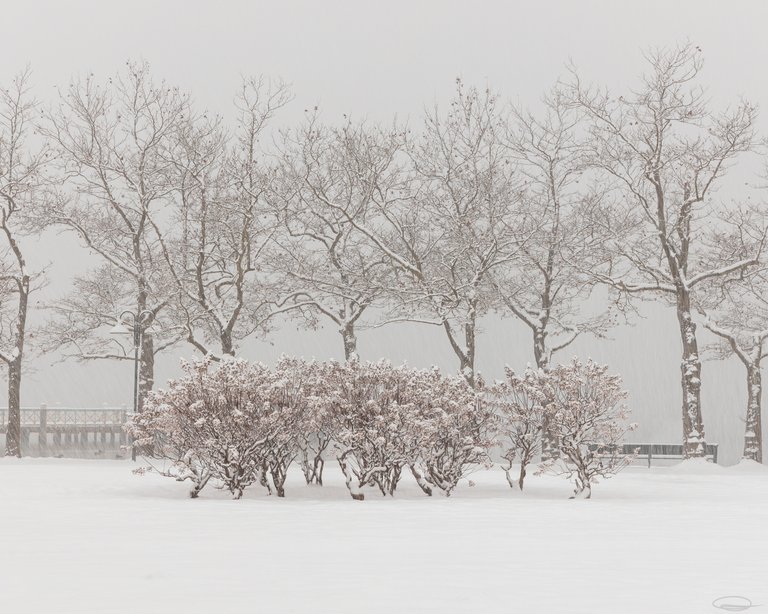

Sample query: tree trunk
[458,355,475,388]
[338,453,365,500]
[569,460,592,499]
[503,467,516,489]
[533,327,559,461]
[311,452,325,485]
[133,332,155,458]
[256,466,272,495]
[4,276,28,458]
[220,329,235,357]
[518,462,528,490]
[744,364,763,463]
[189,472,211,499]
[138,332,155,412]
[341,323,358,361]
[571,482,592,499]
[463,319,476,388]
[677,301,706,458]
[442,317,476,387]
[4,359,22,457]
[269,463,287,498]
[410,464,433,496]
[532,329,549,372]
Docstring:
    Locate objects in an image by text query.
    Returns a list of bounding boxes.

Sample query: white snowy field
[1,459,766,614]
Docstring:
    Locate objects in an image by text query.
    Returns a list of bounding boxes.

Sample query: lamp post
[110,309,153,461]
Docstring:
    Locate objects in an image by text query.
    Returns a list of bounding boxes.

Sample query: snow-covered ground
[1,458,766,613]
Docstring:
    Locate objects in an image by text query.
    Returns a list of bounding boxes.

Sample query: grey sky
[3,0,768,463]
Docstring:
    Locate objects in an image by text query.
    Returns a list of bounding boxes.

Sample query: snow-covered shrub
[329,361,494,499]
[132,356,498,502]
[402,368,495,496]
[538,358,637,499]
[269,356,338,489]
[332,360,415,500]
[277,358,341,486]
[129,382,215,499]
[131,358,302,499]
[489,366,551,491]
[258,382,303,499]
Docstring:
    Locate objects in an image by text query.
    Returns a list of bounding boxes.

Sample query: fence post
[647,446,652,469]
[39,404,48,457]
[119,404,128,447]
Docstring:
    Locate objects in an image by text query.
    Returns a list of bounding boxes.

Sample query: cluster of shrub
[129,357,637,500]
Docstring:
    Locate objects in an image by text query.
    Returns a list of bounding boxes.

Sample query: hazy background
[2,0,767,464]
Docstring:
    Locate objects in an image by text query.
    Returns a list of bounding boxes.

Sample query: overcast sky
[3,0,768,463]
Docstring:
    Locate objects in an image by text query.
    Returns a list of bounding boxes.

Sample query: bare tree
[699,260,768,463]
[398,82,525,385]
[494,86,612,371]
[569,44,760,457]
[493,86,617,458]
[319,82,524,386]
[0,69,48,456]
[267,114,394,360]
[42,61,188,408]
[155,78,300,359]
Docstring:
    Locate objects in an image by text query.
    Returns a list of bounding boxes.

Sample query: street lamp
[110,309,153,461]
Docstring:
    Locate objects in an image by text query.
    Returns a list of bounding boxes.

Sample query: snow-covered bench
[588,443,719,467]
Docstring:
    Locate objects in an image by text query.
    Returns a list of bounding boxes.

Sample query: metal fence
[0,405,129,458]
[588,442,719,466]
